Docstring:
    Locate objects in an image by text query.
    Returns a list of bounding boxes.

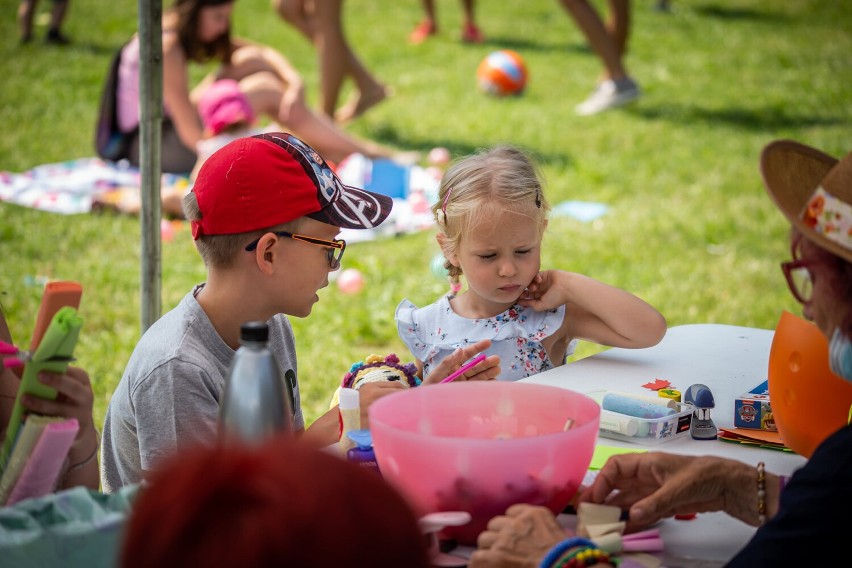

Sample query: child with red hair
[122,435,430,567]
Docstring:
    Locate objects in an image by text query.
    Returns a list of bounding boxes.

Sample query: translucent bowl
[369,382,600,544]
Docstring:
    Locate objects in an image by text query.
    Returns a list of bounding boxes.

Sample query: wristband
[539,537,595,568]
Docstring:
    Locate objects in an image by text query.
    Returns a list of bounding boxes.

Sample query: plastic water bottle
[219,321,293,443]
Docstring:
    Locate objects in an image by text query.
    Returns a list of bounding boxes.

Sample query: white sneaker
[575,78,641,116]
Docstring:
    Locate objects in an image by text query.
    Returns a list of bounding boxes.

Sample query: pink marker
[439,353,487,384]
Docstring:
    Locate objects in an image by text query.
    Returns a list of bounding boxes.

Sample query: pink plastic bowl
[369,382,600,544]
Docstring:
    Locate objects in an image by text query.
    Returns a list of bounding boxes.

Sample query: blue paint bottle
[346,429,381,475]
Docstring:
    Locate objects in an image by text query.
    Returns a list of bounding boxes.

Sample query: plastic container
[587,390,693,445]
[369,382,600,545]
[219,321,293,443]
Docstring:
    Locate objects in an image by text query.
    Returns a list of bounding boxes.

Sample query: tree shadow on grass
[693,3,790,23]
[476,35,590,55]
[373,125,573,167]
[631,103,843,131]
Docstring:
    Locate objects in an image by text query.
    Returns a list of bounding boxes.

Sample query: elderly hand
[469,504,567,568]
[578,452,764,529]
[423,339,500,385]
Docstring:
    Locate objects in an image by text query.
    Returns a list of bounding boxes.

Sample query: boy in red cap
[100,132,497,492]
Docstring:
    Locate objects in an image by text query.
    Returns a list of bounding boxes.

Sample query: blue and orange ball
[476,50,528,96]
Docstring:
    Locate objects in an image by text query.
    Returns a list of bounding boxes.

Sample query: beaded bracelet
[757,461,767,525]
[556,546,613,568]
[539,537,596,568]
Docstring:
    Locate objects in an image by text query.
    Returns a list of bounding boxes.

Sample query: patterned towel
[0,158,189,215]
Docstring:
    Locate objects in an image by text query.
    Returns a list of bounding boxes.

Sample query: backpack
[94,43,137,161]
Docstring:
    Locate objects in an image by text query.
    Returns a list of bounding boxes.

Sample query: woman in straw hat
[468,139,852,567]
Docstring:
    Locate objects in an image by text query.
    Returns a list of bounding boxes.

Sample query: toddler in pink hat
[193,79,269,179]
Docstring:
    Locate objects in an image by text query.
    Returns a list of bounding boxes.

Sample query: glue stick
[338,388,360,455]
[599,410,650,438]
[613,391,679,410]
[602,393,676,420]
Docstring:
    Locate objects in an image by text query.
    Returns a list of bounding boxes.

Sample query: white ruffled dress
[395,295,575,382]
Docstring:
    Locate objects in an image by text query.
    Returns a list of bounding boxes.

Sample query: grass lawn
[0,0,850,430]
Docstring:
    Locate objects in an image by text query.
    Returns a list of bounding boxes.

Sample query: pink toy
[337,268,365,294]
[370,382,600,545]
[428,147,451,166]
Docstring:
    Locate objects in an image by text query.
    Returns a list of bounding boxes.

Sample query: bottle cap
[346,429,373,449]
[240,321,269,343]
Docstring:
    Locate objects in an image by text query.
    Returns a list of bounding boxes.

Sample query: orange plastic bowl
[768,311,852,458]
[369,382,599,545]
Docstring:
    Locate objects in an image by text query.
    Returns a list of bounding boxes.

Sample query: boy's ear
[435,233,460,267]
[252,232,278,275]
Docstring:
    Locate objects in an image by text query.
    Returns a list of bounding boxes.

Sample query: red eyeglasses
[780,259,814,304]
[780,236,816,304]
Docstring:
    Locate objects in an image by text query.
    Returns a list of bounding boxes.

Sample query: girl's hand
[424,339,501,385]
[518,270,566,312]
[21,366,96,443]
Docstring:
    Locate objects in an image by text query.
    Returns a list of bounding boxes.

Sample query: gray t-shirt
[100,284,303,492]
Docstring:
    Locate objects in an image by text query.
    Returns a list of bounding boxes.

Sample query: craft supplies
[658,388,682,402]
[734,380,776,431]
[601,392,677,419]
[345,430,381,475]
[439,353,487,384]
[338,388,360,454]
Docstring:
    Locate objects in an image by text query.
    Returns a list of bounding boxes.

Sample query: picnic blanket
[0,155,442,243]
[0,158,189,216]
[0,156,608,244]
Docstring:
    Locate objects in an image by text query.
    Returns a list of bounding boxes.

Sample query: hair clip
[535,188,542,209]
[436,187,454,225]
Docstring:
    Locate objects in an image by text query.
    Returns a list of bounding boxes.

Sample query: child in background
[192,78,271,180]
[396,146,667,381]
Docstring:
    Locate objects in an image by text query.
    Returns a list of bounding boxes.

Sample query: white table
[522,323,807,567]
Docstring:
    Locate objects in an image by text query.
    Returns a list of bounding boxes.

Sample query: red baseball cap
[190,132,393,239]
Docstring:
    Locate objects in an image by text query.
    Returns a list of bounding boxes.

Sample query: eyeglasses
[245,231,346,270]
[781,259,814,304]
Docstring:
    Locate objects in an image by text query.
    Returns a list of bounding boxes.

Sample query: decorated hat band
[801,187,852,251]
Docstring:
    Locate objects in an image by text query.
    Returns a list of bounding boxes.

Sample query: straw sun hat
[761,139,852,263]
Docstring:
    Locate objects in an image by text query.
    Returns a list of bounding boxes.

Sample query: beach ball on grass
[477,50,528,96]
[337,268,365,294]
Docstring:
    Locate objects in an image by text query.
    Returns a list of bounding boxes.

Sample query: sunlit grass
[0,0,850,426]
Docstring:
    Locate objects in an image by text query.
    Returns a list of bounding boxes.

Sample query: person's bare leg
[559,0,627,81]
[459,0,483,42]
[48,0,68,33]
[461,0,474,24]
[409,0,437,43]
[314,0,388,122]
[273,0,315,42]
[240,72,392,163]
[422,0,437,26]
[17,0,37,42]
[314,0,348,117]
[606,0,630,59]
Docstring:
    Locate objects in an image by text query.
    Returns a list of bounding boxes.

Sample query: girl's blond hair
[432,146,550,284]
